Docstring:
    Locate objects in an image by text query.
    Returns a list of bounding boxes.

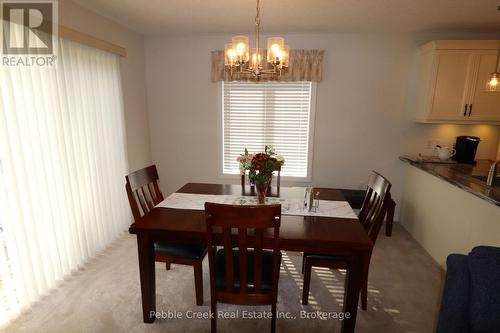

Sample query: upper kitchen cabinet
[468,51,500,122]
[414,40,500,124]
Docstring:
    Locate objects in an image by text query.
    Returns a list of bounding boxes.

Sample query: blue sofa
[437,246,500,333]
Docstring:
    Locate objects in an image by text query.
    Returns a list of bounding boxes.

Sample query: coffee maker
[452,136,480,164]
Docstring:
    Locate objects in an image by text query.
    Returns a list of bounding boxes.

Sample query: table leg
[137,234,156,323]
[341,252,366,333]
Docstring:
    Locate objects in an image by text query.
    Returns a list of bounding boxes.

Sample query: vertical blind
[0,36,131,325]
[222,81,313,178]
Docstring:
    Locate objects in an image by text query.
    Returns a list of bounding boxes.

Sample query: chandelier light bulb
[236,43,245,55]
[281,45,290,67]
[250,48,264,69]
[224,43,236,66]
[252,53,259,65]
[232,35,249,62]
[272,44,281,55]
[267,37,284,64]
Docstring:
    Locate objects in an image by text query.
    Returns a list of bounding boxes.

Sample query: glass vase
[255,178,272,204]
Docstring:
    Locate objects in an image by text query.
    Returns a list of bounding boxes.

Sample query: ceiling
[75,0,500,35]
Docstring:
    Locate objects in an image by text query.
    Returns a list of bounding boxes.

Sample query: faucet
[486,160,499,187]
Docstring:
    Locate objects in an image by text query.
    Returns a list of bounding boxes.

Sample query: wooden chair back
[125,165,164,221]
[205,203,282,304]
[240,165,281,192]
[358,171,392,243]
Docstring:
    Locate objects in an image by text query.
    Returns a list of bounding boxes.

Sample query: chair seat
[154,241,207,260]
[303,253,348,262]
[215,248,279,292]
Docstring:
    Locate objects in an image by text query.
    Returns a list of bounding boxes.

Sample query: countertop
[400,156,500,207]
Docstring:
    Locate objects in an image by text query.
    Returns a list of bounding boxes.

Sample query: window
[222,81,314,179]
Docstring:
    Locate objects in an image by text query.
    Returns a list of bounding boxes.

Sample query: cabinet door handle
[468,104,472,117]
[463,104,468,116]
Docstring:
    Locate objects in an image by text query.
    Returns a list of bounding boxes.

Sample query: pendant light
[486,40,500,92]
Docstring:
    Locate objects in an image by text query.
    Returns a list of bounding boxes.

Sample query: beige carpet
[1,224,443,333]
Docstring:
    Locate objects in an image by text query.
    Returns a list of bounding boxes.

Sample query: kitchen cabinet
[414,40,500,124]
[468,51,500,121]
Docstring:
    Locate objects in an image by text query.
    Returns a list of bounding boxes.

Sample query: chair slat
[223,227,234,292]
[147,183,158,205]
[363,196,380,231]
[358,188,373,222]
[126,183,142,221]
[253,228,263,293]
[238,228,248,293]
[135,190,149,215]
[141,186,155,211]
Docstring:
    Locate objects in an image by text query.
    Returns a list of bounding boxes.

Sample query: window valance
[210,49,324,82]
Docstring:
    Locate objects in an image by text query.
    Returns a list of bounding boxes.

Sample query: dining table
[129,182,373,333]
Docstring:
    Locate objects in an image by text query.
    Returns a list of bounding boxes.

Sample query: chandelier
[224,0,289,78]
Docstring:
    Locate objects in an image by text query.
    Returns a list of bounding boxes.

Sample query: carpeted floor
[1,224,443,333]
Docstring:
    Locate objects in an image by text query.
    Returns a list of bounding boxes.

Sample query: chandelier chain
[255,0,261,54]
[255,0,261,26]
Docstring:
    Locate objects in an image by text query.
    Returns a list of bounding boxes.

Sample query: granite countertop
[400,156,500,207]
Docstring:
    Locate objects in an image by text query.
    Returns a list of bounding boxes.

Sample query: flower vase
[255,178,272,204]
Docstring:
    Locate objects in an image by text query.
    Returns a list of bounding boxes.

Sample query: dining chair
[301,171,392,310]
[125,165,207,306]
[205,203,282,333]
[241,165,281,194]
[339,188,396,237]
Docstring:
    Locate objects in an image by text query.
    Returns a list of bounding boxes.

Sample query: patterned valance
[210,49,324,82]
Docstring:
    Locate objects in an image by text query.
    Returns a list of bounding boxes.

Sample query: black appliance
[453,136,480,164]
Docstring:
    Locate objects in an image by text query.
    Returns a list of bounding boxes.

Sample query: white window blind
[0,34,131,325]
[222,81,314,178]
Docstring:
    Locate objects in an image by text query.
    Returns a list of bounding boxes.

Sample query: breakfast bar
[399,157,500,267]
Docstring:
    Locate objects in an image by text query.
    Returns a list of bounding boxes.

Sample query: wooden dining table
[129,182,373,333]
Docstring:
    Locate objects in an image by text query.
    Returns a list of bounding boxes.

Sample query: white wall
[144,32,500,211]
[60,0,151,171]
